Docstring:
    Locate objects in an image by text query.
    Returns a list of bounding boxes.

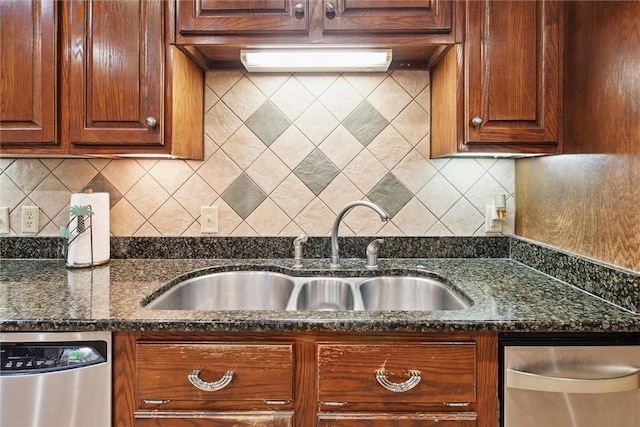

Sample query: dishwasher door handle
[506,367,640,394]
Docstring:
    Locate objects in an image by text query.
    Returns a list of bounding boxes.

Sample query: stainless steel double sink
[144,270,471,312]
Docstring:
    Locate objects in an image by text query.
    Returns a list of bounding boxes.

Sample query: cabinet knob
[145,117,157,128]
[325,2,336,18]
[294,3,304,14]
[471,116,483,127]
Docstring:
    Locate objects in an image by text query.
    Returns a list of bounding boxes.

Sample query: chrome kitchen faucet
[330,201,389,269]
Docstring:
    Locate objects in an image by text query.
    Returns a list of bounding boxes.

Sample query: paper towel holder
[61,203,108,268]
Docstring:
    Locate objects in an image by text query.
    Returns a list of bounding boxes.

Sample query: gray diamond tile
[293,150,340,196]
[367,172,413,218]
[342,100,389,146]
[81,173,123,209]
[245,101,291,146]
[221,173,267,219]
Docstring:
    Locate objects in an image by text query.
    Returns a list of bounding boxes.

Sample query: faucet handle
[293,234,308,268]
[366,239,384,270]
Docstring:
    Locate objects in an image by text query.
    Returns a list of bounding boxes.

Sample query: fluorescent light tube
[241,49,392,72]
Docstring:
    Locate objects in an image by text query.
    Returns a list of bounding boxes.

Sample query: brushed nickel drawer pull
[375,368,421,392]
[264,400,291,405]
[321,401,348,406]
[444,402,470,407]
[142,399,170,405]
[188,369,234,392]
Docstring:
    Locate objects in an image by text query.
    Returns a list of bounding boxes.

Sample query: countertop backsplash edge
[510,236,640,314]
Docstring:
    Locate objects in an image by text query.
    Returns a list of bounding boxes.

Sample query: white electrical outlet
[201,206,218,233]
[484,205,502,233]
[22,206,39,233]
[0,207,9,234]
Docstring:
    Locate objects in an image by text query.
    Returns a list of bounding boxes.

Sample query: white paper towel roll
[66,192,110,267]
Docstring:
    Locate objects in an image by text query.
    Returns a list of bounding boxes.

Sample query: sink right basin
[359,276,470,311]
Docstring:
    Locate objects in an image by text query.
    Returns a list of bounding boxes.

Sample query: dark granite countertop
[1,256,638,333]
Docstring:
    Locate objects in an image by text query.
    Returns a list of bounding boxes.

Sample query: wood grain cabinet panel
[136,342,294,406]
[317,412,476,427]
[0,0,57,151]
[114,332,496,427]
[323,0,452,34]
[1,0,203,158]
[178,0,309,35]
[317,343,476,405]
[174,0,458,69]
[134,412,294,426]
[64,0,163,148]
[431,0,561,157]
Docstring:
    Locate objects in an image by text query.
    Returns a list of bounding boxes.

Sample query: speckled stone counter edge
[0,236,510,259]
[2,235,638,313]
[511,237,639,314]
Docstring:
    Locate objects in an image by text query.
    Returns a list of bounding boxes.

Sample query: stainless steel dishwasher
[500,333,640,427]
[0,331,111,427]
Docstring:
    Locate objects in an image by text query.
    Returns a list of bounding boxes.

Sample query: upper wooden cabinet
[0,0,57,149]
[178,0,310,35]
[175,0,460,69]
[431,0,561,157]
[64,0,164,150]
[322,0,452,35]
[0,0,203,159]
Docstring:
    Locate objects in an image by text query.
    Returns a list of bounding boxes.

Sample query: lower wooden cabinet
[113,331,497,427]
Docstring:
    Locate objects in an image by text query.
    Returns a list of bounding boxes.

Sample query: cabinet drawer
[136,342,294,403]
[318,343,476,404]
[318,412,476,427]
[134,412,294,427]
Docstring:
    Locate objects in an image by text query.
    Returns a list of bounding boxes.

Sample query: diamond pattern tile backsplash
[0,70,515,237]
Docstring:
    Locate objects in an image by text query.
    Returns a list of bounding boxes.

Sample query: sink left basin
[145,271,296,310]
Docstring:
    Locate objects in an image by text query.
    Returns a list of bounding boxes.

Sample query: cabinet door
[318,413,476,427]
[466,0,559,145]
[136,342,294,408]
[318,343,476,406]
[177,0,309,35]
[64,0,163,147]
[322,0,452,34]
[134,413,294,426]
[0,0,57,148]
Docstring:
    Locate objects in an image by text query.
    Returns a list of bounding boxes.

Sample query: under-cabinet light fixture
[241,48,392,72]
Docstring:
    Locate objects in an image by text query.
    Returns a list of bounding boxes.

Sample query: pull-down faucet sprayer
[330,201,389,268]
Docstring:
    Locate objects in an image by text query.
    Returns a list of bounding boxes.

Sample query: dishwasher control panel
[1,342,107,375]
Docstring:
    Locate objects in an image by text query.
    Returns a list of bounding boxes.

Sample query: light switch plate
[0,207,9,234]
[201,206,218,233]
